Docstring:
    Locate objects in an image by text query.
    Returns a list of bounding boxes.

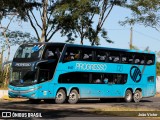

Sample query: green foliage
[0,0,41,20]
[120,0,160,31]
[0,0,127,44]
[0,70,7,88]
[157,62,160,76]
[0,30,38,49]
[54,0,126,45]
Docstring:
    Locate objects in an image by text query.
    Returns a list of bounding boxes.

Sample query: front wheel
[124,89,133,103]
[133,90,142,103]
[55,89,66,104]
[68,89,79,104]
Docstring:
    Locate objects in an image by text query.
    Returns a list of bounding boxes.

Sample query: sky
[1,5,160,62]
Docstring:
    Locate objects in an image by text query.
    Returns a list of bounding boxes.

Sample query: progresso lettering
[15,63,31,67]
[75,63,107,71]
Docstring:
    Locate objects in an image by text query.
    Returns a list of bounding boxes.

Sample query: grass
[93,106,160,118]
[0,87,8,90]
[156,93,160,97]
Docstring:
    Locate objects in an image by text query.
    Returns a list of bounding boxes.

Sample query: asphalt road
[0,97,160,120]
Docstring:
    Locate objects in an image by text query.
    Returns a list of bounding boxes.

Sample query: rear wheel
[55,89,66,104]
[133,90,142,103]
[29,99,41,104]
[124,90,133,103]
[68,89,79,104]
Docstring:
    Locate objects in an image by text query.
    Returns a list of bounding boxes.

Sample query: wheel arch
[68,87,80,98]
[134,88,142,93]
[56,87,67,97]
[124,88,133,97]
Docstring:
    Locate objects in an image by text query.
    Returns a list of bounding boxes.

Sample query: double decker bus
[9,42,156,104]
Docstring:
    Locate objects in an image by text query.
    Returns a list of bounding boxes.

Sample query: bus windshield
[14,44,45,60]
[10,69,37,86]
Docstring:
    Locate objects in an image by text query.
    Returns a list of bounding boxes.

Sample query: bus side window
[58,72,90,84]
[146,54,154,65]
[147,60,153,65]
[128,53,134,64]
[82,49,93,61]
[103,73,127,84]
[96,50,106,62]
[43,46,62,60]
[114,74,127,84]
[134,53,145,65]
[108,52,120,63]
[92,73,102,84]
[63,47,81,62]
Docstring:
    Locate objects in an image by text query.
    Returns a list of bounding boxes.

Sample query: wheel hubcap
[126,93,131,100]
[56,92,63,101]
[134,93,140,100]
[69,93,76,101]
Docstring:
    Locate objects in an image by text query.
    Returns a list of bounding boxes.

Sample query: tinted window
[81,48,93,61]
[43,46,63,60]
[96,50,107,62]
[146,54,155,65]
[14,44,45,59]
[58,72,127,84]
[103,73,127,84]
[58,72,90,83]
[134,53,145,65]
[148,76,154,82]
[63,47,81,62]
[108,51,120,63]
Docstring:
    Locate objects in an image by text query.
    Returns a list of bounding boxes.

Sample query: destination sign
[15,63,32,67]
[75,63,107,71]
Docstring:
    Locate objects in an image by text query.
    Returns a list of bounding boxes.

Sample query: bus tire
[124,89,133,103]
[68,89,79,104]
[55,89,66,104]
[133,90,142,103]
[29,99,41,104]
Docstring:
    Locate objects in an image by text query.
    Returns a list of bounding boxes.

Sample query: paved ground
[0,97,160,119]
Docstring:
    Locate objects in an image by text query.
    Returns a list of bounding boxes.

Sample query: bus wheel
[68,89,79,104]
[55,89,66,104]
[124,90,133,103]
[29,99,41,104]
[133,90,142,103]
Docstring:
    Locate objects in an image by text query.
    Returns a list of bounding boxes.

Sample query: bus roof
[22,42,155,54]
[65,43,155,54]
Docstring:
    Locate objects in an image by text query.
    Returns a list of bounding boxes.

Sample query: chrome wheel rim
[56,92,64,101]
[69,93,76,101]
[126,93,132,101]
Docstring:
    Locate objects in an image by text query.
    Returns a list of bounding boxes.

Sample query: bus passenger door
[37,69,51,98]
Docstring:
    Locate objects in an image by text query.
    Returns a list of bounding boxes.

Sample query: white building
[156,76,160,93]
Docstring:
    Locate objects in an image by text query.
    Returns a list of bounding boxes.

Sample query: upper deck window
[108,51,120,63]
[42,46,62,60]
[63,47,81,62]
[96,50,107,62]
[14,44,45,59]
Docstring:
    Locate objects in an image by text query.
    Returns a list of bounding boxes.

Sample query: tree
[157,62,160,76]
[0,1,39,87]
[25,0,66,42]
[54,0,126,45]
[120,0,160,31]
[0,20,37,87]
